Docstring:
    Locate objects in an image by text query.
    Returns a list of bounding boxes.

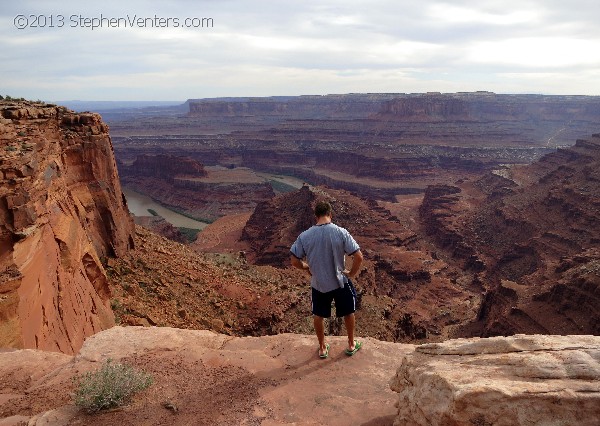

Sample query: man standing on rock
[290,201,364,359]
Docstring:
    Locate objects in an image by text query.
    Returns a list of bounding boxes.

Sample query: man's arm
[344,250,363,279]
[291,255,311,275]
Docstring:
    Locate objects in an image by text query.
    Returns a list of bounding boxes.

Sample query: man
[290,201,364,359]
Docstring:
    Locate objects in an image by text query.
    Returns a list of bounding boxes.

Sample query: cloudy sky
[2,0,600,101]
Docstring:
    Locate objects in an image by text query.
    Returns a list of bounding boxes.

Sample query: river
[122,187,209,230]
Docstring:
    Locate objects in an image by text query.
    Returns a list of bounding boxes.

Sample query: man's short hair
[315,201,332,218]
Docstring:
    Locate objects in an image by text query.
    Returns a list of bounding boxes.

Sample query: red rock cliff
[0,101,134,354]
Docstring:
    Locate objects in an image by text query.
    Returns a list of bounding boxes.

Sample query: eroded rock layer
[120,155,275,222]
[420,135,600,337]
[111,92,600,203]
[390,334,600,426]
[121,154,207,181]
[0,101,134,354]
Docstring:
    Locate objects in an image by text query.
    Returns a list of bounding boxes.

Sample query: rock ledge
[390,334,600,426]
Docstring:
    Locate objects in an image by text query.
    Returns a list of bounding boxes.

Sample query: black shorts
[311,279,357,318]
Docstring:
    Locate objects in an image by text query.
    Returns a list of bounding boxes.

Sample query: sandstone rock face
[419,184,484,271]
[390,334,600,426]
[0,101,134,354]
[471,136,600,336]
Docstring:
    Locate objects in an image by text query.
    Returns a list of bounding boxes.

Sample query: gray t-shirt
[290,223,360,293]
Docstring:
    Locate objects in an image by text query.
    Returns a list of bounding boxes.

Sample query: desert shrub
[72,358,153,413]
[110,299,126,324]
[177,226,201,243]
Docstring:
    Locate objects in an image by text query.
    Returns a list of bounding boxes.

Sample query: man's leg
[313,315,327,355]
[344,313,356,351]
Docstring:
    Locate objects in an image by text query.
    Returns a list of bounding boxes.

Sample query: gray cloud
[1,0,599,100]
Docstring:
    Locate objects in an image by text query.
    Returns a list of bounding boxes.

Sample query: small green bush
[72,359,153,413]
[177,226,201,243]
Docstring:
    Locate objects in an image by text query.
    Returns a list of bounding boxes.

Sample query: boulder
[390,334,600,426]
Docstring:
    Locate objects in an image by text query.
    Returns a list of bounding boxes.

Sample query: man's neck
[316,216,332,226]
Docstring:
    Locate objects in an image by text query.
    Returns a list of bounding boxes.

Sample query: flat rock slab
[390,334,600,426]
[3,329,598,425]
[0,327,414,425]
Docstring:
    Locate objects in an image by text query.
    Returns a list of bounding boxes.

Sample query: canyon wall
[420,135,600,337]
[377,92,600,123]
[0,101,134,354]
[121,154,207,181]
[472,136,600,336]
[113,133,552,202]
[109,92,600,203]
[188,92,600,129]
[187,93,394,119]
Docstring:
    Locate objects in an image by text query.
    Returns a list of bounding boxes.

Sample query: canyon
[3,96,599,348]
[1,97,599,424]
[421,135,600,337]
[240,184,478,341]
[110,92,600,202]
[235,132,600,339]
[120,155,276,223]
[103,93,600,341]
[106,140,600,343]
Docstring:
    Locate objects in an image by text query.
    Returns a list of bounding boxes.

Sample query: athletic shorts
[311,279,357,318]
